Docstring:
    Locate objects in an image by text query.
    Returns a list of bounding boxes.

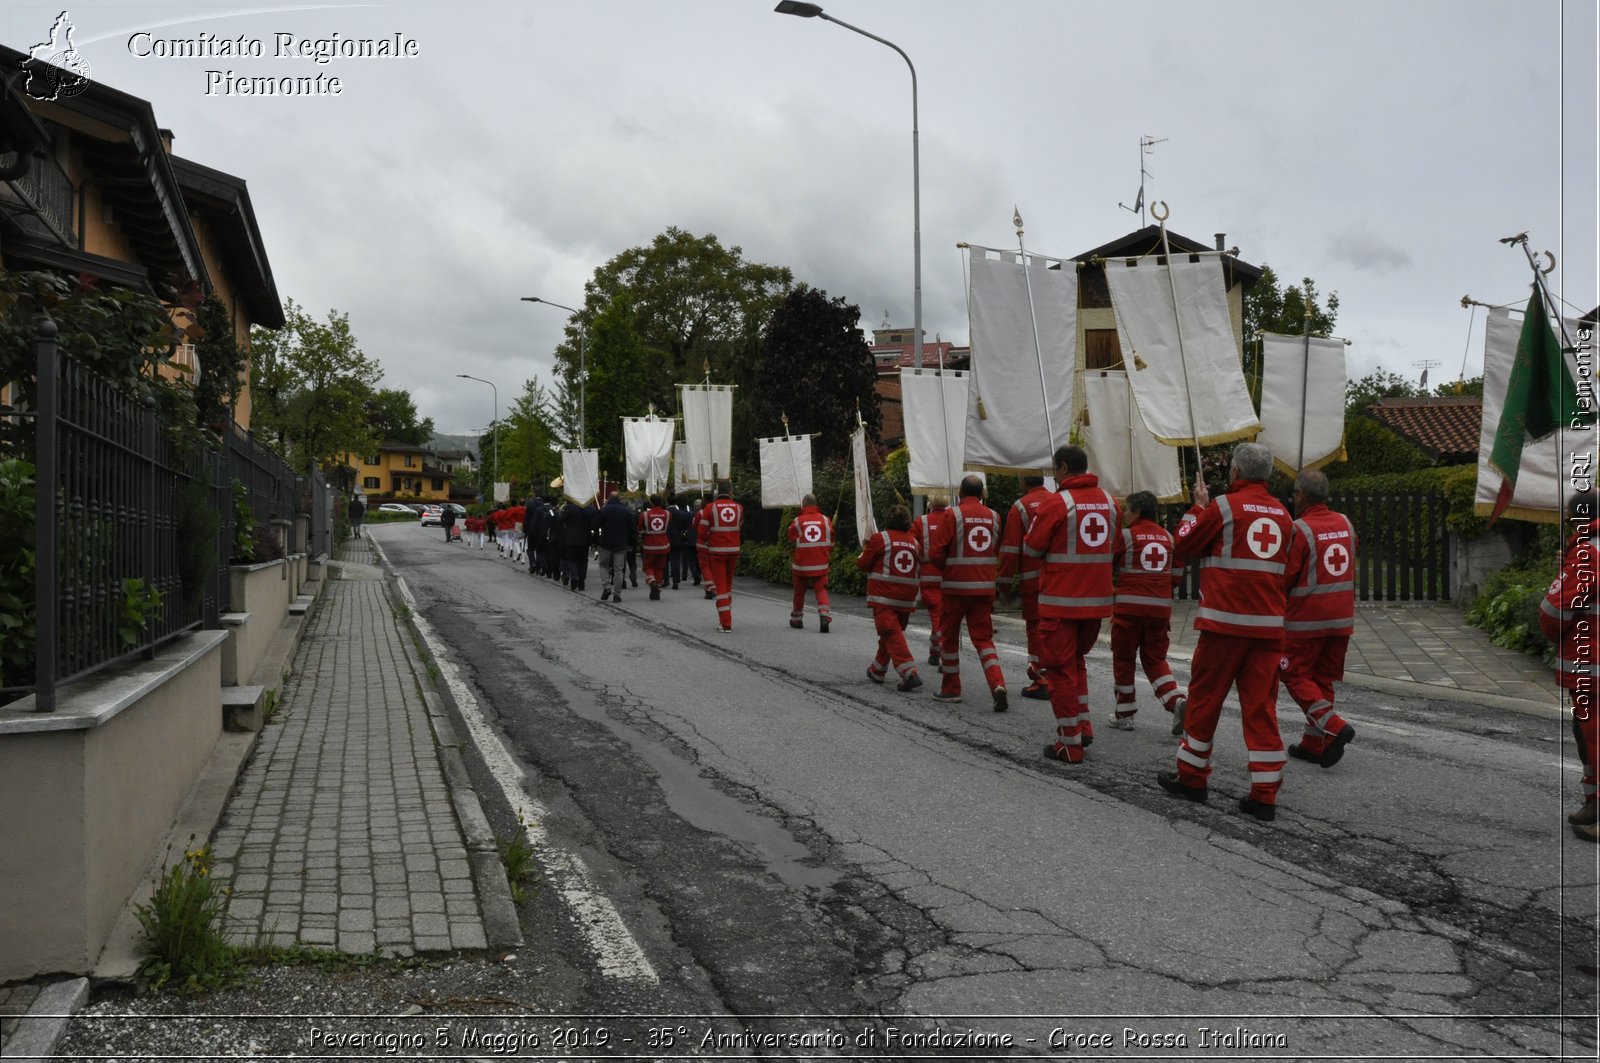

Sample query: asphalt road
[375,523,1597,1058]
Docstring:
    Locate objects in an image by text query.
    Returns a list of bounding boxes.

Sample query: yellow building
[341,442,455,501]
[0,43,282,427]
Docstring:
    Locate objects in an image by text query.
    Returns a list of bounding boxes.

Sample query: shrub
[134,840,236,993]
[1466,560,1559,661]
[118,578,163,647]
[0,459,35,697]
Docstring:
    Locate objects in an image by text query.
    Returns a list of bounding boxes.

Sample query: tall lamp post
[455,373,498,498]
[775,1,921,374]
[522,296,587,449]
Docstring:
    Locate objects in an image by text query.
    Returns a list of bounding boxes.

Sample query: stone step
[221,685,266,732]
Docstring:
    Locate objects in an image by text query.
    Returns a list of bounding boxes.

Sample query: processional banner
[1081,371,1184,502]
[1258,332,1348,474]
[758,435,814,509]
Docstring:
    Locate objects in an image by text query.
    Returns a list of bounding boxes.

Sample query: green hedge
[738,541,868,597]
[1466,560,1558,662]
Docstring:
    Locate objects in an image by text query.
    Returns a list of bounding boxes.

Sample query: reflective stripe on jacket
[858,529,920,609]
[931,497,999,596]
[1173,480,1291,639]
[1283,504,1356,637]
[787,506,835,576]
[1113,517,1179,618]
[1023,474,1117,619]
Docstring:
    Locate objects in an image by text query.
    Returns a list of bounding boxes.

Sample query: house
[867,325,968,450]
[1366,396,1483,465]
[341,441,455,501]
[0,44,283,428]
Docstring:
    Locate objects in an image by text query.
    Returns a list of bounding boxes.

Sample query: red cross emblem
[649,515,666,533]
[1079,512,1110,548]
[718,505,737,525]
[1139,541,1168,572]
[892,549,915,574]
[803,522,823,543]
[1323,542,1350,578]
[966,525,994,554]
[1246,518,1282,559]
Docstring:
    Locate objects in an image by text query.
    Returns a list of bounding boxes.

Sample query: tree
[248,299,382,472]
[1435,375,1484,398]
[1345,368,1420,417]
[499,376,562,493]
[192,293,246,427]
[751,287,880,462]
[582,290,652,477]
[549,228,793,460]
[363,388,434,446]
[1243,265,1341,406]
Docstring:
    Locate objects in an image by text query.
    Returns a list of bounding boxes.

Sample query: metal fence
[1158,490,1451,603]
[5,319,316,711]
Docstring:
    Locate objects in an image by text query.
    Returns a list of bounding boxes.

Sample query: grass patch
[134,839,239,994]
[498,826,537,906]
[260,688,282,725]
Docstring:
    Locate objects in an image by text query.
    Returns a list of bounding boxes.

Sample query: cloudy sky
[6,0,1595,438]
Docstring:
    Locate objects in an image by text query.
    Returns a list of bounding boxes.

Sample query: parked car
[418,505,444,527]
[376,503,413,515]
[443,503,467,515]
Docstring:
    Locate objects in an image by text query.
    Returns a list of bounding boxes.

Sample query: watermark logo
[22,11,92,101]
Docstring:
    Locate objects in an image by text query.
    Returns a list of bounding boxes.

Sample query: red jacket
[997,486,1056,593]
[698,495,743,556]
[1174,479,1292,640]
[912,506,947,593]
[857,529,920,610]
[787,506,835,577]
[1023,474,1117,619]
[929,496,1001,597]
[1283,502,1357,639]
[1541,534,1599,691]
[639,506,672,555]
[1113,517,1181,619]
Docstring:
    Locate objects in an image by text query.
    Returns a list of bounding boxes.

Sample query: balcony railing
[0,150,76,247]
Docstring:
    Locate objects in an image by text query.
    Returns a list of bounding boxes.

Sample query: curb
[0,978,88,1059]
[367,536,524,951]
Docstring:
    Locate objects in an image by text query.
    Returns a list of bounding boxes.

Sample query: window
[363,477,380,490]
[364,455,380,466]
[431,478,444,491]
[1084,329,1123,370]
[403,454,415,468]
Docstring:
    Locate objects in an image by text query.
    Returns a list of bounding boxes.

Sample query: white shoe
[1110,715,1136,731]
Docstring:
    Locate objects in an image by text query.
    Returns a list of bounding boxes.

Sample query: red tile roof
[1366,397,1482,464]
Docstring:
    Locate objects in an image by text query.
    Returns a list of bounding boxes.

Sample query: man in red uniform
[1281,470,1358,767]
[698,482,743,631]
[786,494,835,633]
[694,497,715,599]
[1111,490,1187,734]
[912,495,949,666]
[929,476,1007,711]
[639,494,672,601]
[857,504,923,691]
[998,474,1056,700]
[1026,446,1118,761]
[1158,442,1292,821]
[1540,489,1600,841]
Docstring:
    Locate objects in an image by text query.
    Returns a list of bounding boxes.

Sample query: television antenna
[1119,135,1167,226]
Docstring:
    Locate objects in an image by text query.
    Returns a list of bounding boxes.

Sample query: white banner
[679,384,733,483]
[1081,371,1184,502]
[1258,332,1348,473]
[1475,305,1593,521]
[674,441,710,494]
[493,481,511,503]
[964,245,1078,470]
[1104,256,1259,446]
[901,368,970,496]
[852,424,878,545]
[623,417,674,494]
[559,449,600,505]
[758,435,813,508]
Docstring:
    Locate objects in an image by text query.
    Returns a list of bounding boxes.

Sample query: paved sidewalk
[208,536,492,955]
[1164,600,1562,711]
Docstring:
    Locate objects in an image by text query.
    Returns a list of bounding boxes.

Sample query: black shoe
[1042,743,1080,764]
[992,687,1008,713]
[1156,772,1207,803]
[650,586,661,600]
[1080,732,1093,749]
[1320,726,1355,768]
[1170,697,1187,737]
[819,617,830,634]
[1238,796,1277,822]
[601,588,612,601]
[705,589,716,600]
[897,673,923,693]
[1021,682,1050,700]
[693,579,701,586]
[672,581,680,589]
[928,651,940,667]
[790,618,803,629]
[1287,743,1318,764]
[631,577,638,588]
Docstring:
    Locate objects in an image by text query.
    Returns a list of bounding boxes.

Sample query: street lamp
[455,373,498,498]
[522,296,587,449]
[774,1,922,372]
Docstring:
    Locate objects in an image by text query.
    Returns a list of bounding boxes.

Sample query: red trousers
[1020,592,1045,683]
[643,551,669,588]
[920,585,943,658]
[867,605,917,680]
[1111,614,1185,718]
[938,594,1005,696]
[703,555,736,629]
[791,573,831,621]
[1175,632,1286,803]
[1039,617,1102,760]
[1567,678,1600,803]
[1279,636,1350,754]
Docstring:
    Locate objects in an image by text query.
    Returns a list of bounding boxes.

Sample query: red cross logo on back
[1246,518,1282,559]
[1324,542,1350,578]
[966,525,993,554]
[1139,541,1168,572]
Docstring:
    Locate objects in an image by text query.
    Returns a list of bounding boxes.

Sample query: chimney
[1215,233,1226,251]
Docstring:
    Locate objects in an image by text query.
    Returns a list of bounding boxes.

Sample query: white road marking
[387,559,659,984]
